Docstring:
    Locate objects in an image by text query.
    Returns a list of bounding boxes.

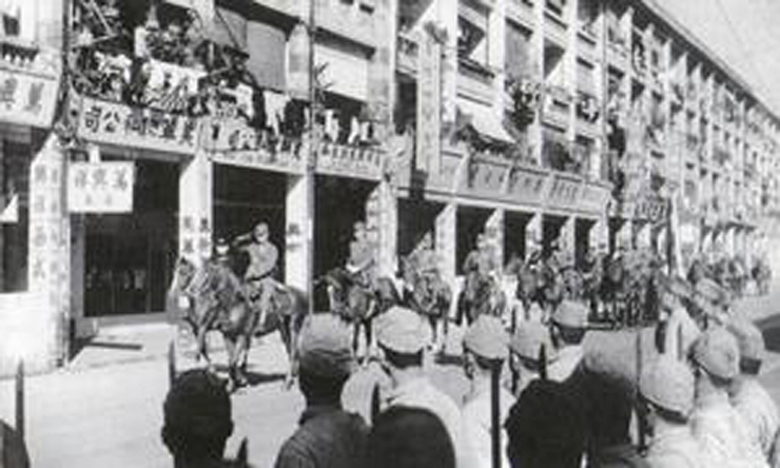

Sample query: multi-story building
[0,0,779,374]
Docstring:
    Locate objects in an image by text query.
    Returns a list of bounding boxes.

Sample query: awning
[315,43,369,101]
[457,99,515,144]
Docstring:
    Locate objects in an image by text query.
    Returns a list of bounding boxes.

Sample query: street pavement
[2,286,780,468]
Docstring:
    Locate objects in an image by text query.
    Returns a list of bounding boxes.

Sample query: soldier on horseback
[459,233,502,324]
[404,233,442,305]
[233,222,279,334]
[346,221,375,291]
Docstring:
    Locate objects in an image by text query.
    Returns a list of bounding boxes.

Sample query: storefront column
[436,202,457,283]
[591,218,609,251]
[486,209,504,273]
[559,216,575,258]
[368,179,398,278]
[178,151,212,265]
[285,174,312,293]
[26,134,69,371]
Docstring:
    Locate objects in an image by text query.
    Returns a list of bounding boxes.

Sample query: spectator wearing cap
[367,406,456,468]
[161,369,237,467]
[505,379,587,468]
[548,300,589,382]
[509,321,557,395]
[375,306,466,467]
[461,316,515,468]
[274,314,367,468]
[694,278,730,326]
[640,357,704,468]
[728,319,780,463]
[689,327,768,468]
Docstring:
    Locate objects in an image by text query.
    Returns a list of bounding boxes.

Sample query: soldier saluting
[233,222,279,329]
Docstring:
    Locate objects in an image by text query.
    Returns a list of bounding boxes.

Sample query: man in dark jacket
[274,314,367,468]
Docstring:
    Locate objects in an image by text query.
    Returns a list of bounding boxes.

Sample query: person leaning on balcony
[233,222,279,330]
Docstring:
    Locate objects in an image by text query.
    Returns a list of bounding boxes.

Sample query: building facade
[0,0,779,373]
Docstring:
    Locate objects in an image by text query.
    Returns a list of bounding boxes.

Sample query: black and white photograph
[1,0,780,466]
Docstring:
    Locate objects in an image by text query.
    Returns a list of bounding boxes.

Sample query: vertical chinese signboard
[417,32,442,174]
[0,68,59,127]
[67,162,135,213]
[78,97,200,155]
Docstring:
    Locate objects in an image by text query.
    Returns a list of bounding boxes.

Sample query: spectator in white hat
[727,319,779,464]
[508,321,557,395]
[461,315,514,468]
[548,300,589,382]
[690,327,768,468]
[375,306,466,467]
[640,357,704,468]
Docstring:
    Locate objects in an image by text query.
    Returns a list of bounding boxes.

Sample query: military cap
[510,321,557,362]
[375,306,431,354]
[691,326,740,380]
[463,315,509,360]
[727,318,765,363]
[640,357,695,416]
[695,278,727,305]
[298,314,355,379]
[550,300,589,329]
[663,275,694,301]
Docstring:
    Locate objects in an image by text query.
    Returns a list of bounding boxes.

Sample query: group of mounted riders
[168,218,772,391]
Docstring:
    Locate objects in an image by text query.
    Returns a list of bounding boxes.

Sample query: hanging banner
[416,32,441,173]
[0,68,59,127]
[78,97,200,155]
[67,162,135,213]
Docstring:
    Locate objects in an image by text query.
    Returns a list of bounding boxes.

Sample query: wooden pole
[15,359,24,442]
[490,363,501,468]
[370,382,381,425]
[168,340,176,388]
[539,344,548,381]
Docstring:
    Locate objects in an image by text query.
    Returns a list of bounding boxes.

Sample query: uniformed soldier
[689,327,769,468]
[162,369,236,467]
[508,321,557,395]
[374,306,467,468]
[463,233,499,283]
[640,356,704,468]
[233,222,279,329]
[727,318,780,464]
[547,300,589,382]
[405,232,443,300]
[275,314,367,468]
[461,315,515,468]
[346,221,376,289]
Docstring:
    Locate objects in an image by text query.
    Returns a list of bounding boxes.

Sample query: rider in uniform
[406,232,442,301]
[460,233,499,323]
[233,222,279,329]
[346,221,375,291]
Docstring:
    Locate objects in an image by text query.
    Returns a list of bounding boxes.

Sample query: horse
[457,271,507,326]
[168,256,308,390]
[400,257,453,351]
[318,268,400,359]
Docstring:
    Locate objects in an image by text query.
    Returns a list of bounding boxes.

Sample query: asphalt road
[2,288,780,468]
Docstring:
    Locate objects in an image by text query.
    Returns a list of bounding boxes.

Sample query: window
[577,59,596,95]
[458,13,488,66]
[577,0,599,33]
[546,0,566,16]
[505,22,531,81]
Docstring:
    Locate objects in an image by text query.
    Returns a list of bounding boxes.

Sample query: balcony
[458,58,495,104]
[397,31,419,76]
[507,0,536,29]
[544,6,569,47]
[543,85,572,128]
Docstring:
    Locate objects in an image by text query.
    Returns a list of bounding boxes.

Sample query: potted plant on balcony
[508,76,541,129]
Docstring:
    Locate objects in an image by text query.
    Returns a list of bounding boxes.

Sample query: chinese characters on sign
[67,162,135,213]
[0,70,58,127]
[417,32,442,173]
[78,97,200,155]
[634,196,669,223]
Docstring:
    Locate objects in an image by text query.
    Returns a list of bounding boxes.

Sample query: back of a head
[506,380,587,468]
[162,369,233,463]
[367,406,455,468]
[580,370,635,452]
